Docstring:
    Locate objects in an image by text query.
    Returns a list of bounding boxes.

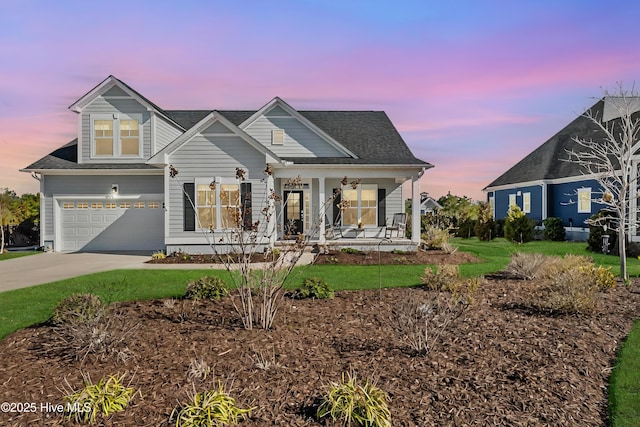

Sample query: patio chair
[385,213,407,238]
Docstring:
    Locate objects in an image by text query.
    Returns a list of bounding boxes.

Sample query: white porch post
[319,176,326,244]
[411,175,421,244]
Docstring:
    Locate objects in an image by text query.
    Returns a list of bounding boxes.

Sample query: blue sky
[1,0,639,200]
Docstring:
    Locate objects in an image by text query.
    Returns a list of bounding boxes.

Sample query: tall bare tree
[565,83,640,280]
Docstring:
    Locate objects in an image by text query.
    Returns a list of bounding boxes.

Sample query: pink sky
[2,1,639,201]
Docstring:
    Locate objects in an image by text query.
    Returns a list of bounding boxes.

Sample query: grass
[452,238,640,278]
[0,250,39,261]
[608,319,640,427]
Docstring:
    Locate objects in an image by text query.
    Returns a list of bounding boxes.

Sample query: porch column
[318,176,326,244]
[411,175,421,244]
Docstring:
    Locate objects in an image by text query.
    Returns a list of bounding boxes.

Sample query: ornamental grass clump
[172,383,251,427]
[504,252,551,280]
[63,373,136,424]
[51,293,108,325]
[317,373,391,427]
[420,264,459,292]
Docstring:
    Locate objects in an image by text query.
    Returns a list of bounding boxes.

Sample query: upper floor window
[91,114,142,158]
[578,188,591,213]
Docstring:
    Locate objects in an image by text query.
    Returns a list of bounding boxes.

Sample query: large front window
[91,114,141,158]
[341,184,377,226]
[196,180,240,230]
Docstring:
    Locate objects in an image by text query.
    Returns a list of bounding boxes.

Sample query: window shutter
[332,189,341,225]
[241,182,252,229]
[184,183,195,231]
[378,188,386,226]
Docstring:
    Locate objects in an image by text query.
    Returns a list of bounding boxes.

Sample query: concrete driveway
[0,252,151,292]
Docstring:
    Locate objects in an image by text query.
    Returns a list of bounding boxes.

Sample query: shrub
[587,211,617,253]
[151,250,166,260]
[455,219,476,238]
[542,217,565,241]
[172,384,251,427]
[534,267,599,314]
[421,226,451,250]
[51,293,107,326]
[504,252,550,280]
[341,247,360,254]
[63,373,135,424]
[317,373,391,427]
[292,277,334,299]
[185,276,229,301]
[420,264,459,291]
[588,265,616,291]
[504,205,534,243]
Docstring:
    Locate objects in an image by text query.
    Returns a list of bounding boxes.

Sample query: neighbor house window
[489,196,495,218]
[578,188,591,213]
[508,194,516,213]
[523,192,531,213]
[341,184,377,226]
[196,179,240,230]
[91,114,142,158]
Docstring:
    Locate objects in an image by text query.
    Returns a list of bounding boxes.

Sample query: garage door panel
[59,199,164,252]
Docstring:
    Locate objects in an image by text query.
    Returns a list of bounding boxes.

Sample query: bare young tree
[171,165,355,329]
[565,83,640,280]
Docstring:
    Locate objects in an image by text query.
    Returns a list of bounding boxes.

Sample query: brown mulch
[1,253,639,426]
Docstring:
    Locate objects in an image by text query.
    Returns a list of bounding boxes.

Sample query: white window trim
[90,113,143,159]
[195,177,241,231]
[578,187,592,213]
[341,184,378,226]
[523,192,531,213]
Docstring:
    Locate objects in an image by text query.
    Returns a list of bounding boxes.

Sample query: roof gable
[147,111,281,165]
[239,97,358,158]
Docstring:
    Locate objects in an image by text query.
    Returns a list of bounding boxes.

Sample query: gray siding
[203,121,234,134]
[167,134,267,237]
[155,116,183,152]
[43,175,163,196]
[244,116,346,158]
[81,97,151,163]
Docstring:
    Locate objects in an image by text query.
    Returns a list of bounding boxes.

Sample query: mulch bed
[1,251,639,426]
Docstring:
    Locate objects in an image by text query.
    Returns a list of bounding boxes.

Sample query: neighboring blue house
[483,97,625,241]
[21,76,432,253]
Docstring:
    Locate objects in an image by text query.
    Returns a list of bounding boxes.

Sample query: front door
[283,191,304,238]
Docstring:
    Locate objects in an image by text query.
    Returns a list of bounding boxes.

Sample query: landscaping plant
[51,293,107,325]
[504,205,534,243]
[317,372,391,427]
[185,276,230,301]
[291,277,334,299]
[172,383,251,427]
[63,373,136,424]
[542,217,565,241]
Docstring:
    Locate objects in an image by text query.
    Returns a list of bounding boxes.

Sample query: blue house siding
[548,179,602,227]
[491,184,544,224]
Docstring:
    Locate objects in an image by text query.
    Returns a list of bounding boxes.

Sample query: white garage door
[60,200,164,252]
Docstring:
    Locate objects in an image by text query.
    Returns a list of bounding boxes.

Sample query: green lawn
[608,319,640,427]
[0,250,39,261]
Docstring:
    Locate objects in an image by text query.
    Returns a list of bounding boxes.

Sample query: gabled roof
[484,99,606,190]
[21,139,157,171]
[147,111,281,165]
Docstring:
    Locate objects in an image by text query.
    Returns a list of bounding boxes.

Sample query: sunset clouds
[1,0,639,199]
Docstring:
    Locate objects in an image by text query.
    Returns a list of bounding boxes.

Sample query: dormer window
[91,114,142,158]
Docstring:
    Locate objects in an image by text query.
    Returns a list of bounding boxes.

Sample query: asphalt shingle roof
[26,108,430,171]
[484,100,605,189]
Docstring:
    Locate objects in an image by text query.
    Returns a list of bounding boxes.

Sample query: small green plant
[185,276,229,301]
[341,247,360,254]
[172,383,251,427]
[51,293,107,325]
[542,217,566,241]
[317,372,391,427]
[293,277,334,299]
[504,205,534,243]
[152,250,167,260]
[63,373,135,424]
